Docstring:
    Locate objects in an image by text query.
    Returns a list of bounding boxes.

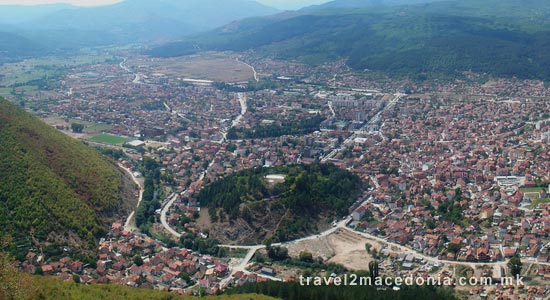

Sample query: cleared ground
[140,53,254,82]
[285,229,383,271]
[286,236,335,261]
[326,230,381,271]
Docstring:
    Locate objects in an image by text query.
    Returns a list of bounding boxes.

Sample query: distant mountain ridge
[0,98,134,260]
[0,31,46,59]
[302,0,446,10]
[0,0,279,55]
[150,0,550,81]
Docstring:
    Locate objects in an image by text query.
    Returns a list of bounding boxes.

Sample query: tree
[268,246,289,261]
[365,243,372,254]
[133,255,144,266]
[368,260,380,283]
[70,123,84,133]
[72,274,81,284]
[507,255,522,278]
[299,251,313,263]
[264,238,272,250]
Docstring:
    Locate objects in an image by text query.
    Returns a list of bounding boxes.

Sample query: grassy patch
[89,134,131,145]
[84,124,114,134]
[227,248,249,258]
[529,198,550,209]
[521,187,547,193]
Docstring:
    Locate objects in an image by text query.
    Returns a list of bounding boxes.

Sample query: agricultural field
[0,52,116,89]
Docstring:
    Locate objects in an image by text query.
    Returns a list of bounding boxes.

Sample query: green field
[521,187,547,193]
[0,53,115,86]
[529,198,550,209]
[89,134,131,145]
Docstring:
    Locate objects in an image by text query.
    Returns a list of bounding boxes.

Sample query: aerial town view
[0,0,549,300]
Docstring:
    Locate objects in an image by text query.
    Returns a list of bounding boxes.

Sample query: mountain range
[151,0,550,80]
[0,0,279,57]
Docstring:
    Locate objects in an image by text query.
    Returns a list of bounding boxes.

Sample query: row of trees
[135,157,161,234]
[227,115,325,139]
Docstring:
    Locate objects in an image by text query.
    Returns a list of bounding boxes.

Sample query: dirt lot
[285,229,384,271]
[286,236,335,261]
[326,230,382,271]
[144,52,254,82]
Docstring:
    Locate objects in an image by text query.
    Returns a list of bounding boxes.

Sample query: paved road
[236,58,258,82]
[328,100,336,118]
[119,58,142,84]
[120,164,144,232]
[160,92,248,238]
[159,193,182,238]
[218,216,515,269]
[322,93,403,162]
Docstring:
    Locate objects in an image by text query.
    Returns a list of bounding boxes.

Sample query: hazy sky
[0,0,329,9]
[0,0,122,6]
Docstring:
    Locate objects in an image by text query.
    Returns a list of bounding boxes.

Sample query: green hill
[195,163,364,244]
[0,98,133,260]
[150,0,550,80]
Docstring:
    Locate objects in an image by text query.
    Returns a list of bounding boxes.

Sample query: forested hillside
[151,0,550,80]
[195,163,364,243]
[0,99,132,260]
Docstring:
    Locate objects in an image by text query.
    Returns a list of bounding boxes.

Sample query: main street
[322,93,404,162]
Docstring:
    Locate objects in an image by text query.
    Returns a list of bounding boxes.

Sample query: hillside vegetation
[195,163,364,244]
[230,281,457,300]
[0,253,276,300]
[31,275,276,300]
[0,98,131,260]
[151,0,550,80]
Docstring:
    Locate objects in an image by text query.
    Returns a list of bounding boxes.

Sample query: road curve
[160,92,248,238]
[120,164,144,232]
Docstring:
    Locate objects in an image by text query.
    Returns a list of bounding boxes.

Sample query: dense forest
[228,281,458,300]
[0,98,126,260]
[195,163,364,242]
[227,115,325,139]
[151,0,550,81]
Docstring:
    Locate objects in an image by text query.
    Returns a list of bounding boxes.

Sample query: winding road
[160,92,248,238]
[119,58,143,84]
[120,164,144,232]
[236,58,259,82]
